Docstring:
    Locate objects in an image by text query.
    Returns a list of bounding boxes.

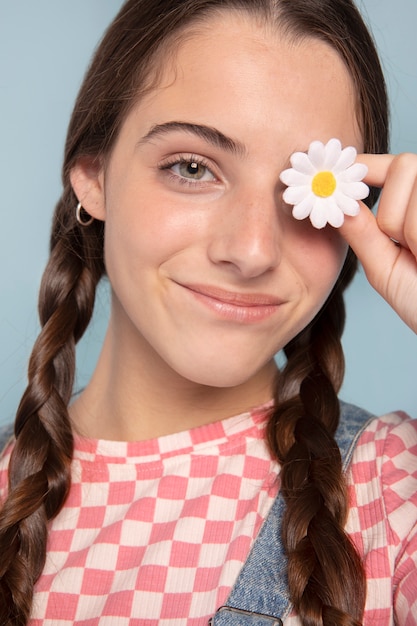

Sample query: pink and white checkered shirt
[0,405,416,625]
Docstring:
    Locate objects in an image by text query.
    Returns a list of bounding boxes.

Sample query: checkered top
[0,405,416,625]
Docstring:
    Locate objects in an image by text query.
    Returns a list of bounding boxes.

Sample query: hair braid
[0,201,104,625]
[268,255,366,626]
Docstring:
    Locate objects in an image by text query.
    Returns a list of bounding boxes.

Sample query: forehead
[122,10,361,155]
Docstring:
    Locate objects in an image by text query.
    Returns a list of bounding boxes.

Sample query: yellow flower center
[311,171,337,198]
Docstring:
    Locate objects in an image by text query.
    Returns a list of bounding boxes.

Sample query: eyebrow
[138,121,247,157]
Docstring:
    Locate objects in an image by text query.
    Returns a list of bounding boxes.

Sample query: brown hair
[0,1,388,624]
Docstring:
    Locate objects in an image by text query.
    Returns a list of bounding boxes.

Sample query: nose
[207,186,282,278]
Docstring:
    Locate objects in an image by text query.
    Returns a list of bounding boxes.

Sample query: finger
[340,201,417,332]
[355,153,394,187]
[374,153,417,248]
[357,153,417,248]
[404,171,417,257]
[338,200,401,296]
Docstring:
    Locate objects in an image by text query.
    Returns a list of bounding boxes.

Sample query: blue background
[0,1,416,426]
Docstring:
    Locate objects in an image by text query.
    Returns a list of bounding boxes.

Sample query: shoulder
[339,402,417,528]
[352,408,417,468]
[344,407,417,620]
[338,401,416,463]
[346,405,417,534]
[344,402,417,483]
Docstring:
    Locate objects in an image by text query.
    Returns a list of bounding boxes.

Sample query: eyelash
[158,154,218,187]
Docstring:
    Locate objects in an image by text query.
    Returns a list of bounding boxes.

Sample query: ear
[70,156,107,221]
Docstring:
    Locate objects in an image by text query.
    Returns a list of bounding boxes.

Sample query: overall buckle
[209,606,283,625]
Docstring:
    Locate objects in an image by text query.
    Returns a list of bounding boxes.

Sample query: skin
[341,153,417,332]
[70,12,417,441]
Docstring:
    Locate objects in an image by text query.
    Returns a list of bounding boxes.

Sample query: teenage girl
[0,1,416,625]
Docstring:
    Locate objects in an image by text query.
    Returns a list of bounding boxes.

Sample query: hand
[339,153,417,333]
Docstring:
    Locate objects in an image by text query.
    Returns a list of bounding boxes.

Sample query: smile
[175,282,284,323]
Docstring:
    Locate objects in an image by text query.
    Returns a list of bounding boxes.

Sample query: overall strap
[209,402,374,626]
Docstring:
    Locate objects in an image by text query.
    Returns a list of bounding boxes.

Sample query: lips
[182,283,283,306]
[173,281,284,323]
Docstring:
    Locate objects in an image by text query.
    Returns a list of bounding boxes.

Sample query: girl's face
[75,12,361,391]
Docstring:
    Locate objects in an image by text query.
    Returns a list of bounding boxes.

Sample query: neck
[70,321,277,442]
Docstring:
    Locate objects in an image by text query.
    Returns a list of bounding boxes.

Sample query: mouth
[174,282,284,322]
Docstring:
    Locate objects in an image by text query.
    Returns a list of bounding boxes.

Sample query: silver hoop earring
[76,201,94,226]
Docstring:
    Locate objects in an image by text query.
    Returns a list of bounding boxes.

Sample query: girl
[0,1,416,625]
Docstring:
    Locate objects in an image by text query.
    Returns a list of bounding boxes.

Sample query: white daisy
[280,138,369,229]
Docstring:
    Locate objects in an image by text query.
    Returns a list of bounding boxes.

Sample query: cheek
[104,215,160,283]
[290,227,348,295]
[102,192,197,287]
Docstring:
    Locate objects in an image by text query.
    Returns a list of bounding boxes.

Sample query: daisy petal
[308,141,326,169]
[309,199,329,229]
[341,202,360,217]
[279,168,311,186]
[292,194,315,220]
[290,151,316,175]
[339,180,369,200]
[339,162,368,182]
[333,191,360,215]
[325,197,345,228]
[333,146,357,173]
[323,138,342,169]
[283,185,311,204]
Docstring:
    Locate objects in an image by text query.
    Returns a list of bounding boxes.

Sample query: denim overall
[0,403,373,626]
[209,402,374,626]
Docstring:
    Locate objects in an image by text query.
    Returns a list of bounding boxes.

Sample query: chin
[171,356,274,391]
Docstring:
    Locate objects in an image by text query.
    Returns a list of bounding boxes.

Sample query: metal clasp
[209,606,283,625]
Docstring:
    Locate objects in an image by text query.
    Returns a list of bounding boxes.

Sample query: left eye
[172,160,215,181]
